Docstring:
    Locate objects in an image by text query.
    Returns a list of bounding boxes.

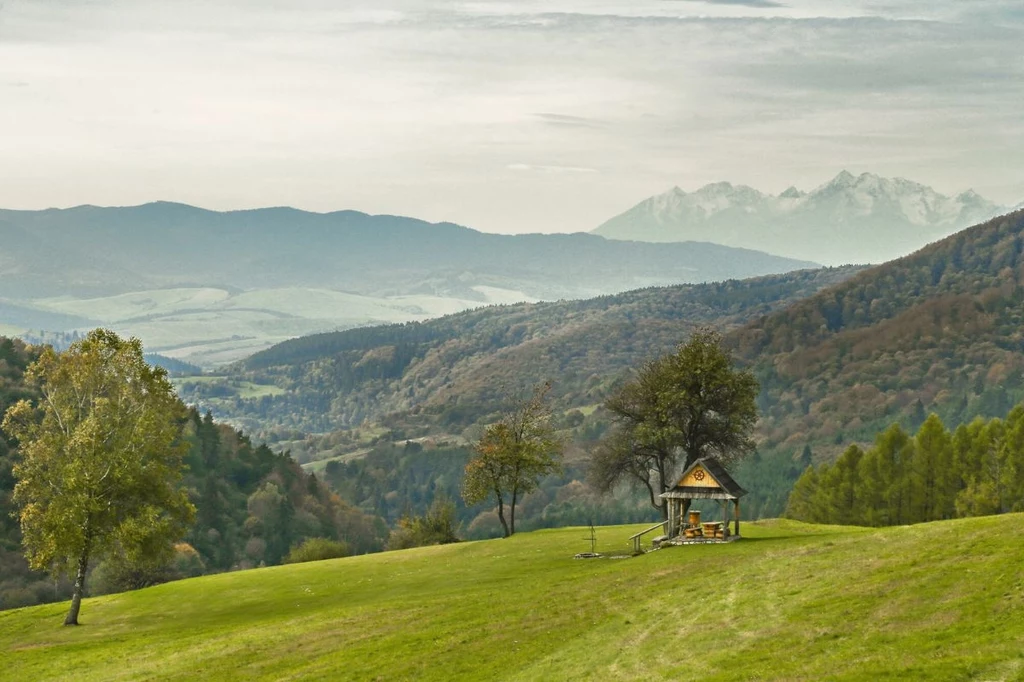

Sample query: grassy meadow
[1,517,1023,681]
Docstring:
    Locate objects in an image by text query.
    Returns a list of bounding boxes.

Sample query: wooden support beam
[734,499,740,537]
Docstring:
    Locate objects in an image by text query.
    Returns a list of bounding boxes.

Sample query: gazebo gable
[676,461,720,490]
[665,457,747,499]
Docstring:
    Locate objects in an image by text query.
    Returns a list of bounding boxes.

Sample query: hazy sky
[3,0,1023,233]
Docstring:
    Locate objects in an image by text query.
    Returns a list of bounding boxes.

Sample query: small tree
[591,328,758,518]
[462,383,562,537]
[2,329,194,625]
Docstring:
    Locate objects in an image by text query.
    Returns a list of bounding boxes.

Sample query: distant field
[2,516,1022,680]
[300,448,373,474]
[173,376,286,399]
[25,286,537,367]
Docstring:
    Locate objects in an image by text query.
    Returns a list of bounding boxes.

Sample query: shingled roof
[659,456,747,500]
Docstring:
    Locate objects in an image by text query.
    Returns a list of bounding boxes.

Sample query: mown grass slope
[2,517,1023,681]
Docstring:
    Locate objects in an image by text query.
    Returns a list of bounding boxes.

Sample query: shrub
[171,543,207,578]
[283,538,350,565]
[387,495,460,550]
[90,543,206,596]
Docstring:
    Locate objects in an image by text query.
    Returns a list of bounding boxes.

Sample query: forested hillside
[0,337,387,611]
[197,266,863,436]
[196,210,1024,522]
[732,209,1024,462]
[316,440,657,540]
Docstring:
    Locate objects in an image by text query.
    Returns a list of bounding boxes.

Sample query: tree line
[786,408,1024,526]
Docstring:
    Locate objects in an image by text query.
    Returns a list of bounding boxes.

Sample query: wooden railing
[628,520,669,554]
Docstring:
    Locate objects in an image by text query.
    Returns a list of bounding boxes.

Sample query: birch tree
[2,329,194,625]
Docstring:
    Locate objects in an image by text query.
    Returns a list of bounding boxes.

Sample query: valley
[183,266,863,436]
[190,208,1024,520]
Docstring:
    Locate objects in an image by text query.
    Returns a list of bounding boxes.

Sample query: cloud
[533,113,607,129]
[507,164,599,174]
[0,0,1022,234]
[667,0,785,7]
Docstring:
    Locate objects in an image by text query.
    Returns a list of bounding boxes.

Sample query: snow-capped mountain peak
[594,171,1010,265]
[825,169,857,189]
[634,181,766,222]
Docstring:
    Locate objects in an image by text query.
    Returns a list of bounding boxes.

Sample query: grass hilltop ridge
[2,516,1022,680]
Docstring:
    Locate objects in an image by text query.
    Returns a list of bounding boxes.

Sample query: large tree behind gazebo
[589,328,759,519]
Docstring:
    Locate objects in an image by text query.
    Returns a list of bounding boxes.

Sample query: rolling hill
[1,516,1022,680]
[0,202,815,365]
[191,266,864,435]
[594,171,1009,266]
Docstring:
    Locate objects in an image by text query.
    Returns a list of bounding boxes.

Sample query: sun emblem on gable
[693,469,706,481]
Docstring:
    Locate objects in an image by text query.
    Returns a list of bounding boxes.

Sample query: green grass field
[172,376,287,399]
[300,448,372,474]
[2,517,1023,681]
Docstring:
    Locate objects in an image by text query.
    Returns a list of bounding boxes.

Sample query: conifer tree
[912,414,953,522]
[785,465,821,522]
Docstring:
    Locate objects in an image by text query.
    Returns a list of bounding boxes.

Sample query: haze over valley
[0,202,814,365]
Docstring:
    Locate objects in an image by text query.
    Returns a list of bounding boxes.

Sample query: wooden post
[733,499,740,537]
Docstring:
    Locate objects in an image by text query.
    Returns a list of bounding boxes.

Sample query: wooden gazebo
[661,457,747,541]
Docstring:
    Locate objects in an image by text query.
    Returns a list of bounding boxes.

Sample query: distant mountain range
[0,202,814,364]
[0,202,816,299]
[593,171,1018,265]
